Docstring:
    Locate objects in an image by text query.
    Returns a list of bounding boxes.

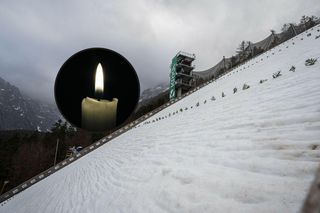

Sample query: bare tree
[281,23,291,32]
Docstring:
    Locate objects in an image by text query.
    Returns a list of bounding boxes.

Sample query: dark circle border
[54,47,140,132]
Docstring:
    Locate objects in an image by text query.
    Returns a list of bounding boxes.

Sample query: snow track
[1,25,320,213]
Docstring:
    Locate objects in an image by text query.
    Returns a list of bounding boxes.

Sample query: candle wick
[95,91,103,101]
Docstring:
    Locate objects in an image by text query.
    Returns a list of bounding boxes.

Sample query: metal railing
[177,51,196,59]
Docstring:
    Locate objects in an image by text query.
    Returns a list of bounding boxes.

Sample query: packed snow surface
[1,26,320,213]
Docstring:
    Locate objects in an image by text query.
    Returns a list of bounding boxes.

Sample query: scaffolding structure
[169,51,195,100]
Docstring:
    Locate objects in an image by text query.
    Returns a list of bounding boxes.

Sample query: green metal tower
[169,51,195,100]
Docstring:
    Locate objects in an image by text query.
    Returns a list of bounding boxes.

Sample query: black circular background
[54,47,140,131]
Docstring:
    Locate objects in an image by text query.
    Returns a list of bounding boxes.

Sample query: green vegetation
[0,120,100,194]
[305,58,317,66]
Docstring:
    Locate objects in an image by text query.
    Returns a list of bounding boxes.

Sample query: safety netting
[193,20,320,81]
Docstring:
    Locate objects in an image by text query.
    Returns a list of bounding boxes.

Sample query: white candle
[82,97,118,131]
[81,63,118,131]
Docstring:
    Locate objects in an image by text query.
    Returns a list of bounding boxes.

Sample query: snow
[1,25,320,213]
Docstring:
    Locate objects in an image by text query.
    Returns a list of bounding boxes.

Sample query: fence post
[54,139,59,166]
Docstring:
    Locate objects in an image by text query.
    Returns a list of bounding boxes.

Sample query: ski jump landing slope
[1,26,320,213]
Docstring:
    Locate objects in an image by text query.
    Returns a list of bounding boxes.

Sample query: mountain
[139,82,168,103]
[1,24,320,212]
[132,82,169,119]
[0,77,61,131]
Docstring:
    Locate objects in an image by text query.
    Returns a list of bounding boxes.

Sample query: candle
[81,63,118,131]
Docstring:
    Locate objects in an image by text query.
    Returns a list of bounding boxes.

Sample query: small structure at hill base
[169,51,195,100]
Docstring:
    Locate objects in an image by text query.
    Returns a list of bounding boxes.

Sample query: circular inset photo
[55,47,140,132]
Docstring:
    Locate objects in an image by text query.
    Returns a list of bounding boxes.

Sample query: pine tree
[236,41,249,62]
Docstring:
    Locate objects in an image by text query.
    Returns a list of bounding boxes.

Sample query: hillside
[138,82,168,104]
[1,25,320,213]
[0,77,61,131]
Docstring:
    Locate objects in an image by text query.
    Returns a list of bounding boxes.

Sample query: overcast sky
[0,0,319,103]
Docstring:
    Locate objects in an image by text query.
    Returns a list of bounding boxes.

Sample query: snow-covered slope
[1,26,320,213]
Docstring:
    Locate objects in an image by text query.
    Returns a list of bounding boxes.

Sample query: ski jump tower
[169,51,195,100]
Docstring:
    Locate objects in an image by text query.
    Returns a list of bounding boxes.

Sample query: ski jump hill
[1,25,320,213]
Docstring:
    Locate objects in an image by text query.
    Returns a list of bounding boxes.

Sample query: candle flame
[95,63,104,94]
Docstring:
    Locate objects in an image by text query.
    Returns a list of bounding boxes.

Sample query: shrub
[242,84,250,90]
[272,71,282,78]
[289,66,296,72]
[305,58,317,66]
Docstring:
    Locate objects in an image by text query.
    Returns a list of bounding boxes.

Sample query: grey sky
[0,0,319,103]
